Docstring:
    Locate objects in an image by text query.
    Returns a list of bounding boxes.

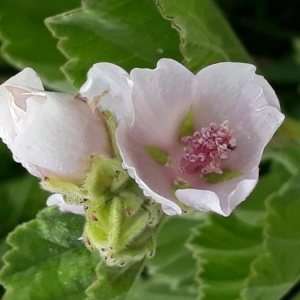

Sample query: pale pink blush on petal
[226,167,258,215]
[47,194,85,215]
[128,59,195,149]
[192,63,284,173]
[80,63,133,122]
[176,167,258,216]
[117,120,182,215]
[0,67,43,148]
[255,75,281,110]
[175,189,223,215]
[193,63,258,128]
[11,89,111,182]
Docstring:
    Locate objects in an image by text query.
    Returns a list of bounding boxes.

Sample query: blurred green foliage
[216,0,300,119]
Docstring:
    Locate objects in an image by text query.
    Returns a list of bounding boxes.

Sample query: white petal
[175,188,223,215]
[0,68,43,147]
[128,58,195,150]
[9,88,111,182]
[117,120,182,215]
[47,194,85,215]
[193,62,284,172]
[80,63,133,121]
[176,167,258,216]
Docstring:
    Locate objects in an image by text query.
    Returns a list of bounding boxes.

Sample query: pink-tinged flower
[116,59,284,216]
[0,68,111,183]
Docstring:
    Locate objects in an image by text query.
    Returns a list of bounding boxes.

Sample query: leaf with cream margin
[0,0,79,92]
[46,0,183,88]
[241,172,300,300]
[188,163,291,300]
[156,0,252,73]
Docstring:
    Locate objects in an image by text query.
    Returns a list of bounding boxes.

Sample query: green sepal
[203,169,243,183]
[41,176,87,205]
[84,156,129,201]
[84,194,162,267]
[142,199,164,227]
[179,109,194,139]
[102,111,121,159]
[145,146,169,165]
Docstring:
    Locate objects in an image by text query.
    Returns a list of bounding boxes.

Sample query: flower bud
[0,68,112,184]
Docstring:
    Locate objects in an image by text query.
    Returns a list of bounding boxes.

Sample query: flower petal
[117,119,182,215]
[128,58,195,150]
[0,68,43,147]
[9,88,111,182]
[176,167,258,216]
[47,194,85,215]
[192,63,284,172]
[80,63,133,121]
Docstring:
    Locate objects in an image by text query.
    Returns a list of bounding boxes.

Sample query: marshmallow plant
[0,59,283,267]
[0,67,161,267]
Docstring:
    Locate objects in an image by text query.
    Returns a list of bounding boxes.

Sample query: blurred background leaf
[241,172,300,300]
[157,0,252,73]
[0,0,80,92]
[215,0,300,119]
[188,162,292,300]
[0,174,48,298]
[46,0,183,88]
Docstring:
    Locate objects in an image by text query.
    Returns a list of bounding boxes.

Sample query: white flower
[112,59,284,216]
[0,68,111,183]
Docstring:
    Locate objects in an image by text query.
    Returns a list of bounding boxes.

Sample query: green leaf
[0,0,80,92]
[0,238,10,297]
[156,0,252,73]
[292,292,300,300]
[241,172,300,300]
[129,216,201,299]
[188,165,291,300]
[86,260,144,300]
[0,207,100,300]
[46,0,183,88]
[263,141,300,175]
[130,283,197,300]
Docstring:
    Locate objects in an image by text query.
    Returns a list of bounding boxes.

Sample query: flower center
[179,120,236,175]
